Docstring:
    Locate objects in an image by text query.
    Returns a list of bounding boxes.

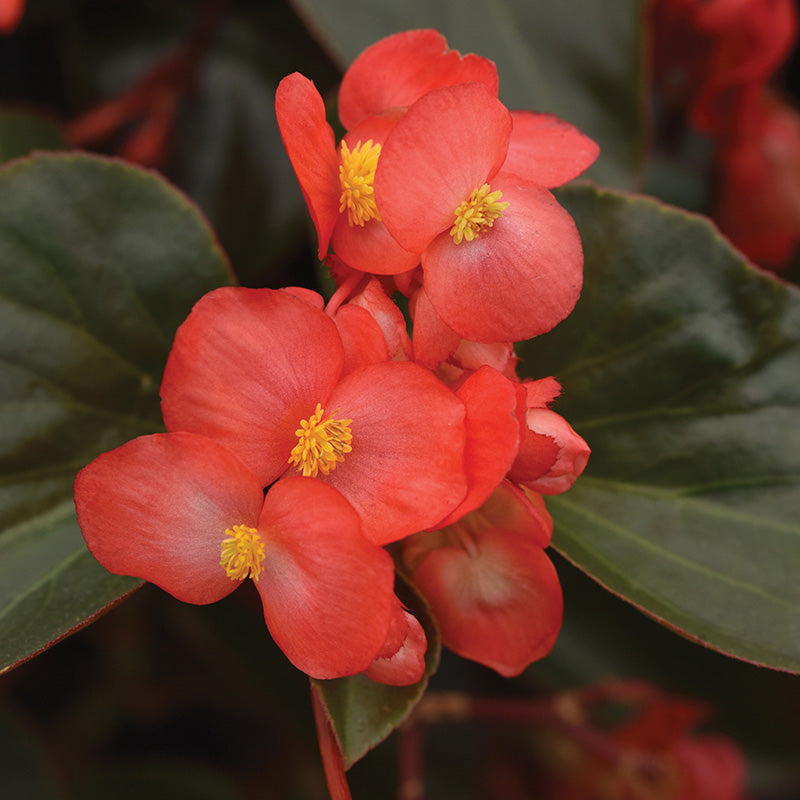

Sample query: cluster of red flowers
[651,0,800,270]
[74,30,597,683]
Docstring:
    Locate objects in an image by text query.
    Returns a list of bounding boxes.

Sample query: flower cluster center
[220,524,265,583]
[450,183,509,244]
[288,403,353,478]
[339,139,382,226]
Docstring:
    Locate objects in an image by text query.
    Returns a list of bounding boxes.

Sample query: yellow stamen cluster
[220,524,265,583]
[288,403,353,478]
[339,139,382,226]
[450,183,509,244]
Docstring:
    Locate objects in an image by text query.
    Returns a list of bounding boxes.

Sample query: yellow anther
[450,183,509,244]
[288,403,353,478]
[220,524,265,582]
[339,139,382,226]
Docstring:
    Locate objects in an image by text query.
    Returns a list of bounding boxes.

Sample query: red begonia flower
[375,82,586,342]
[0,0,24,32]
[338,28,499,131]
[402,481,560,676]
[714,91,800,269]
[275,72,418,274]
[652,0,798,134]
[161,287,468,545]
[74,432,395,679]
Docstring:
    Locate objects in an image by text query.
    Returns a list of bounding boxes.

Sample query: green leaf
[313,583,440,768]
[291,0,646,189]
[0,110,66,163]
[517,184,800,672]
[0,153,233,672]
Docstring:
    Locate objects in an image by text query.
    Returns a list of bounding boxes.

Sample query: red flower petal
[322,361,468,544]
[338,29,499,130]
[256,477,394,679]
[347,277,412,361]
[422,177,583,342]
[410,286,461,371]
[435,366,525,527]
[409,522,562,676]
[275,73,341,259]
[504,111,600,188]
[331,215,420,275]
[375,83,512,254]
[363,599,427,685]
[332,303,390,378]
[511,408,590,495]
[161,288,344,486]
[74,432,264,604]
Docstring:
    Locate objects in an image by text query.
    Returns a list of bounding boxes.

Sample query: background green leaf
[517,184,800,672]
[0,153,233,673]
[0,110,66,162]
[291,0,646,189]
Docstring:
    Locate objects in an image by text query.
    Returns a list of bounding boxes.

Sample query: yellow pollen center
[339,139,382,227]
[450,183,509,244]
[220,524,265,583]
[288,403,353,478]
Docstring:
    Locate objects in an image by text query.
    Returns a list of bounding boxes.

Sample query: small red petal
[332,303,390,377]
[364,603,428,686]
[435,366,524,527]
[503,111,599,187]
[275,73,341,259]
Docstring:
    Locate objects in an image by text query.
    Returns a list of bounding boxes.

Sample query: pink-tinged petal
[524,376,562,408]
[331,215,421,275]
[256,477,394,679]
[339,29,499,130]
[435,366,525,527]
[410,286,461,371]
[161,288,344,486]
[513,408,590,495]
[376,83,512,254]
[74,432,264,604]
[363,599,427,685]
[332,304,390,377]
[408,522,562,676]
[423,177,583,342]
[322,361,468,545]
[275,73,341,259]
[504,111,600,188]
[347,277,412,361]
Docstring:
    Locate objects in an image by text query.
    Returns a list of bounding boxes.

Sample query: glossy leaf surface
[518,184,800,672]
